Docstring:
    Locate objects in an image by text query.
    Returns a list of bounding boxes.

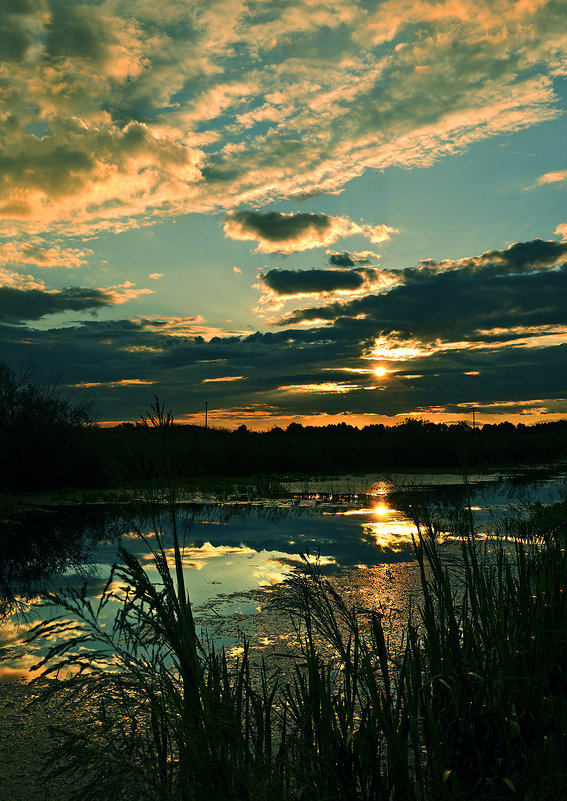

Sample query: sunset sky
[1,0,566,429]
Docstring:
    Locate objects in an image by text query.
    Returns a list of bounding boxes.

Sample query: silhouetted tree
[0,362,95,489]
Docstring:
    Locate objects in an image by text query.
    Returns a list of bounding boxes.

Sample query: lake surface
[1,469,565,680]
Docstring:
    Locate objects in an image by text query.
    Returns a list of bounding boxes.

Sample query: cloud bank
[0,0,564,236]
[0,280,152,322]
[3,236,565,425]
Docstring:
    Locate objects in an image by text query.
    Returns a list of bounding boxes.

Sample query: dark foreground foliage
[26,404,567,801]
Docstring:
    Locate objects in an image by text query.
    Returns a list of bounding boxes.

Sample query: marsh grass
[26,408,567,800]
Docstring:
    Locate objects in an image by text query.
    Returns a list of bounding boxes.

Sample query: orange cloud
[70,379,156,388]
[202,376,246,383]
[278,381,359,393]
[0,268,46,291]
[103,281,153,304]
[536,169,567,185]
[0,240,90,269]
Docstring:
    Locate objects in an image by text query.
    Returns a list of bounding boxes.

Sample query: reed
[27,434,567,800]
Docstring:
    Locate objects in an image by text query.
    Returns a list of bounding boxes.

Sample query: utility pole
[472,407,476,429]
[204,401,209,429]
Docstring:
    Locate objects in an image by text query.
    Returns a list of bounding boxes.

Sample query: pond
[1,469,565,681]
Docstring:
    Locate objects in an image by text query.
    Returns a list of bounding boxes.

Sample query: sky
[1,0,567,430]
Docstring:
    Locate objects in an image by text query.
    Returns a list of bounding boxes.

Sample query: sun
[374,367,388,377]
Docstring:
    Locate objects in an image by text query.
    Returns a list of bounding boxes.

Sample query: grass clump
[29,535,284,801]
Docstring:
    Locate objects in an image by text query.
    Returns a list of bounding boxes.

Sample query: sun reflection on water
[362,520,417,552]
[327,488,417,553]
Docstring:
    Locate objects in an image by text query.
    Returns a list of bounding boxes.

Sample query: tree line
[1,364,566,491]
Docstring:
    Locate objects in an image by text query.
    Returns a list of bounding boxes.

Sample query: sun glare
[374,367,387,377]
[373,503,390,516]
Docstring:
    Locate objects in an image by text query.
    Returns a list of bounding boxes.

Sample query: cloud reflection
[138,541,326,603]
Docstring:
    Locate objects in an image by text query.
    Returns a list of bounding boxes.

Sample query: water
[1,470,565,680]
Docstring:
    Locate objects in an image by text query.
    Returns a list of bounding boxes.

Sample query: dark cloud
[0,6,35,61]
[223,211,394,253]
[46,4,112,63]
[329,253,355,267]
[200,165,242,184]
[280,268,567,339]
[224,210,332,243]
[278,241,567,339]
[418,238,567,277]
[261,268,366,295]
[328,251,373,267]
[0,286,115,322]
[0,146,94,198]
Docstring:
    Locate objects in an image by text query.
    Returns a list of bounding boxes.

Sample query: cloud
[0,239,91,269]
[2,296,567,425]
[0,0,563,240]
[70,379,156,388]
[0,118,203,235]
[104,281,153,305]
[257,238,567,321]
[536,169,567,185]
[136,315,249,341]
[254,265,400,317]
[148,272,163,280]
[0,285,117,322]
[202,375,245,383]
[222,210,396,253]
[261,268,366,295]
[0,267,46,291]
[327,250,380,267]
[278,263,567,338]
[5,316,567,426]
[269,240,567,361]
[278,381,359,394]
[416,238,567,277]
[0,278,152,322]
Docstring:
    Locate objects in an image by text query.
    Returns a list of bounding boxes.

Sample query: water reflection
[0,505,124,620]
[141,542,304,603]
[330,496,418,553]
[2,470,565,679]
[362,520,417,552]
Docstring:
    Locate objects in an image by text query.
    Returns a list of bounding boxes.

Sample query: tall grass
[27,417,567,799]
